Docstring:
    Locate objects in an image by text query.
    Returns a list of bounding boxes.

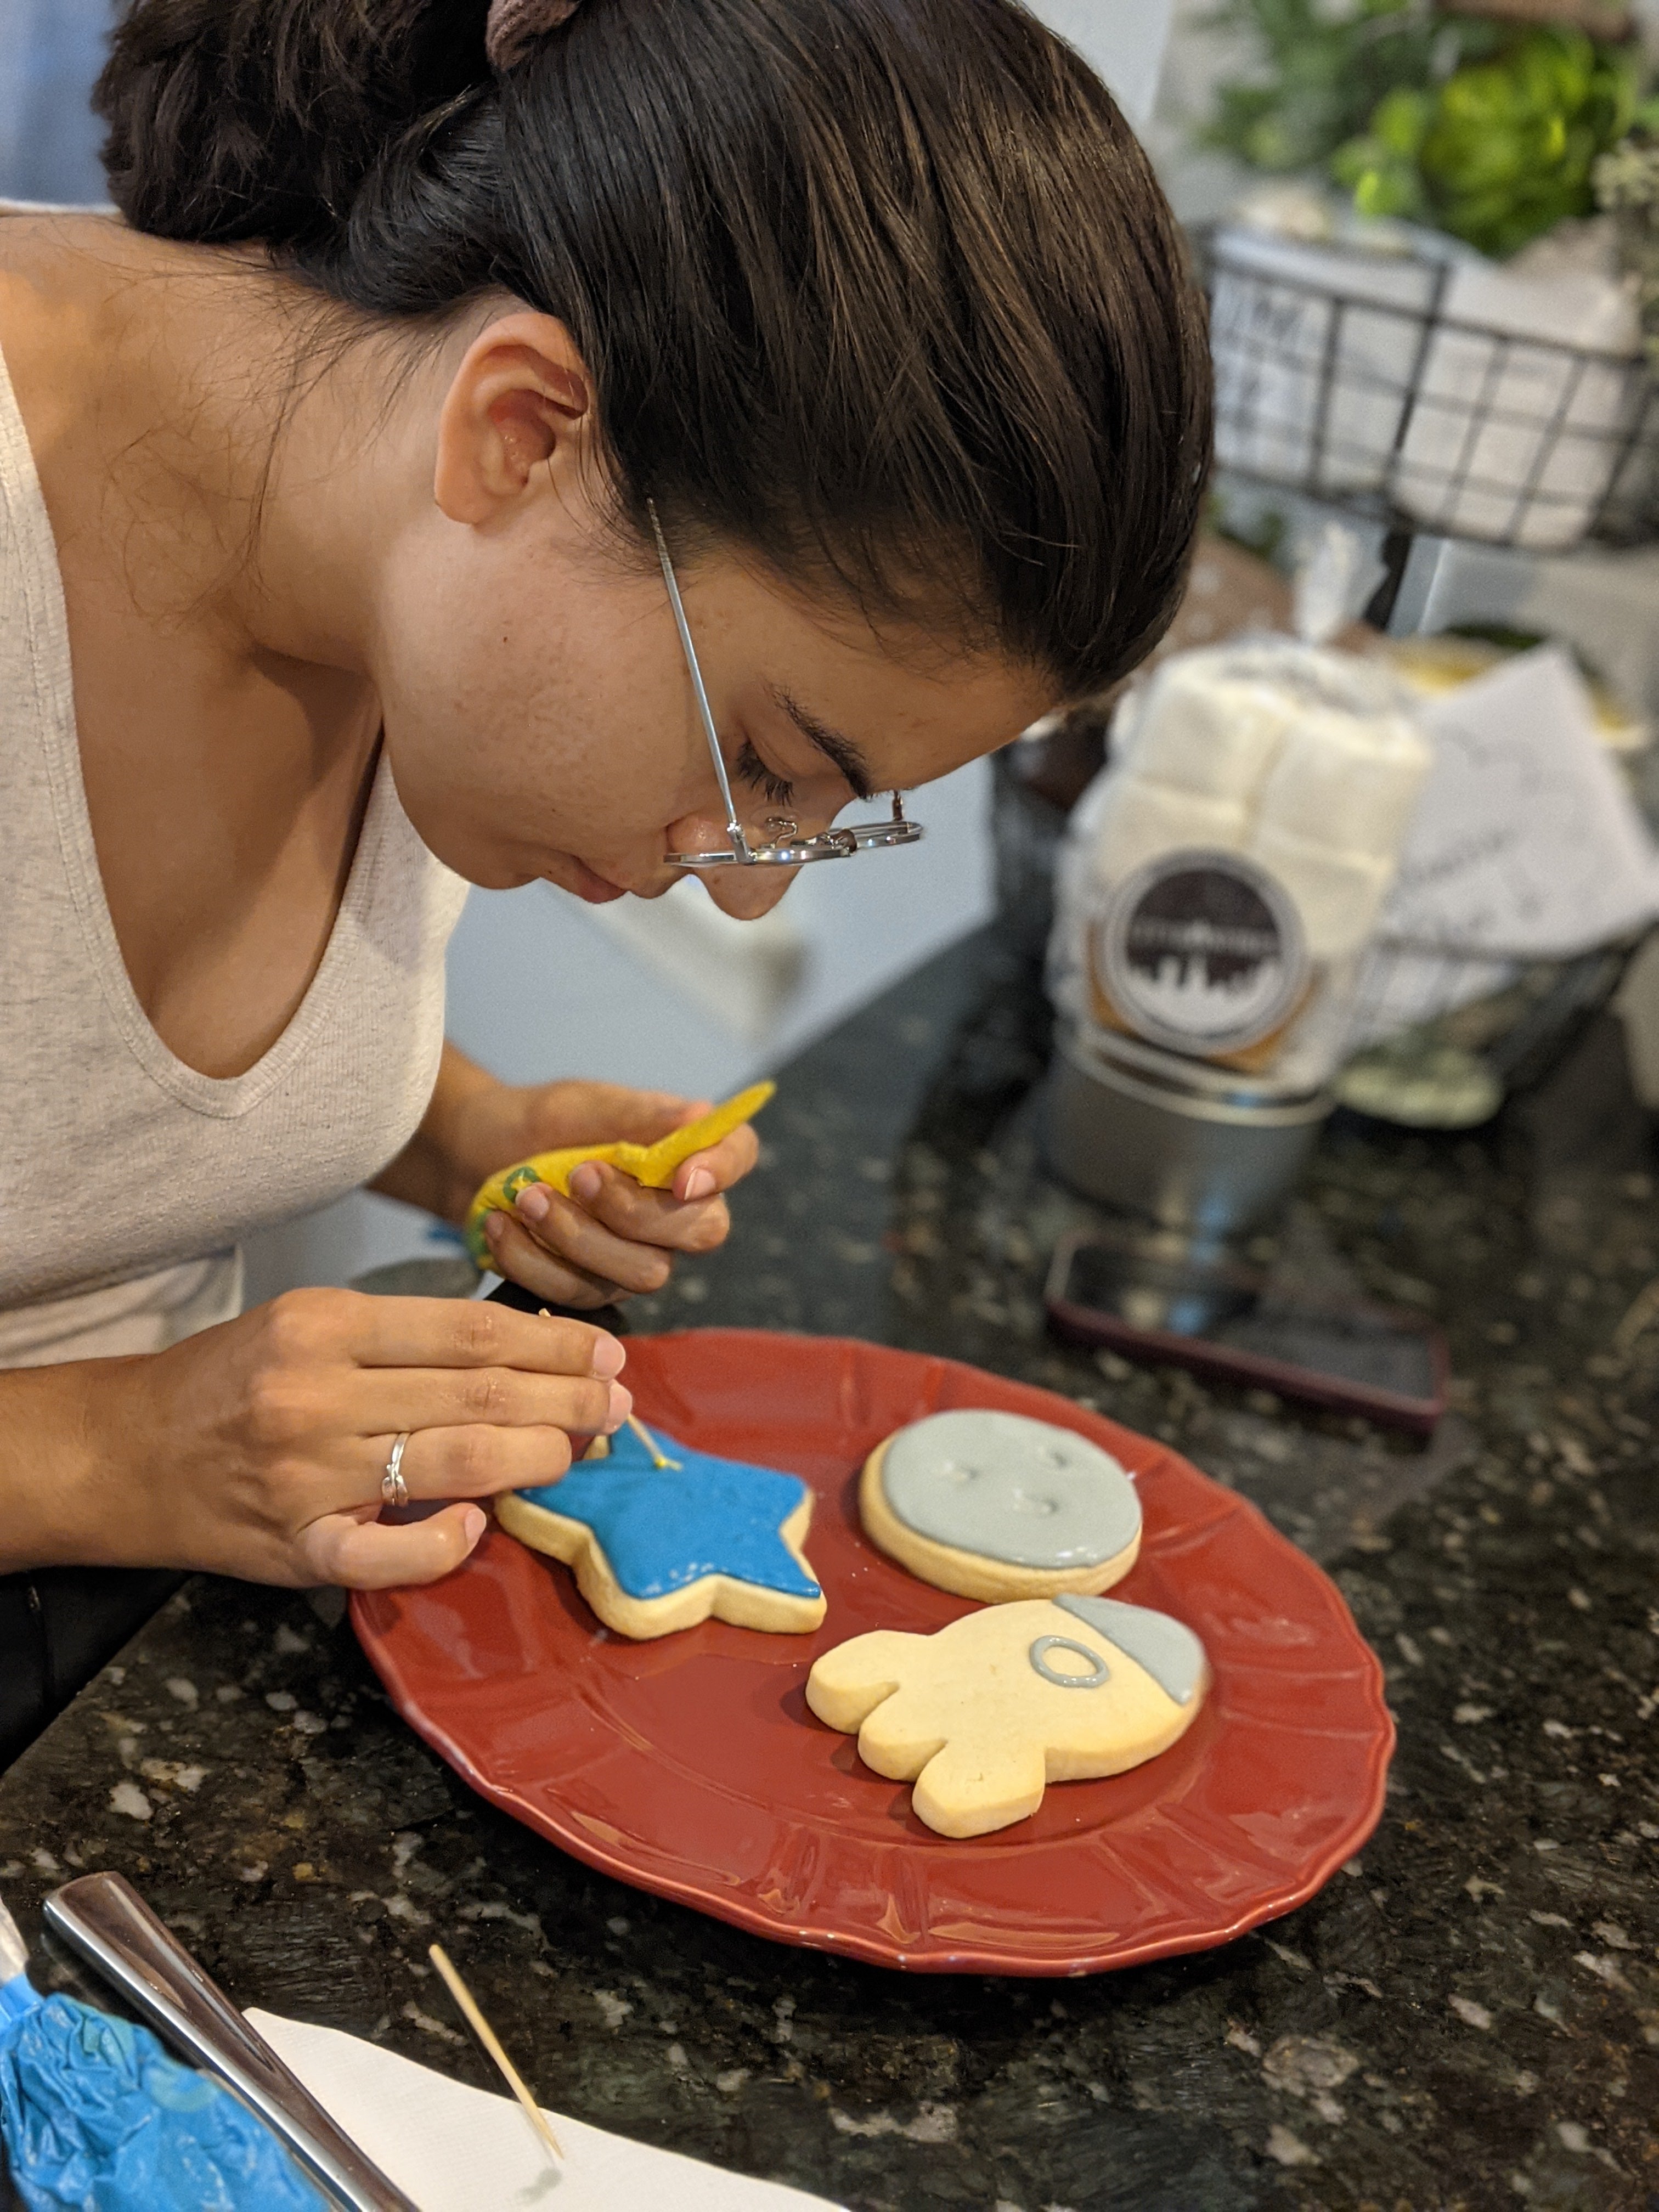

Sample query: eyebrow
[768,684,877,803]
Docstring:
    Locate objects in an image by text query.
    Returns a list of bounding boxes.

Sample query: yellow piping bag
[464,1081,776,1266]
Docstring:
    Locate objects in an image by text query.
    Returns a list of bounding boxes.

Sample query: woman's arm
[0,1291,628,1585]
[0,1358,117,1574]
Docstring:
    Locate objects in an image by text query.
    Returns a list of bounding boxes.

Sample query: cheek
[375,589,700,870]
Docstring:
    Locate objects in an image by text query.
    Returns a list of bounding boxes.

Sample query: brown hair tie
[486,0,583,70]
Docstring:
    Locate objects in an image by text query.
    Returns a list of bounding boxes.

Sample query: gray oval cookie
[880,1409,1141,1570]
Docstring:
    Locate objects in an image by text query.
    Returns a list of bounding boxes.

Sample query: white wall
[0,1,108,205]
[1139,0,1254,224]
[1027,0,1175,131]
[445,757,993,1094]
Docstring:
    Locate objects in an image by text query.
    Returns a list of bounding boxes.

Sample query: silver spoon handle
[43,1871,419,2212]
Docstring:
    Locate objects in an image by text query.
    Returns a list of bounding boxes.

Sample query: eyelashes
[733,738,797,808]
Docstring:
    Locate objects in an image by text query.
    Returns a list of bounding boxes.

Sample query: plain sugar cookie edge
[858,1439,1142,1601]
[910,1762,1046,1839]
[804,1629,917,1733]
[495,1488,583,1563]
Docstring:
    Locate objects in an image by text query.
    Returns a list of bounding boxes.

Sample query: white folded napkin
[246,2011,842,2212]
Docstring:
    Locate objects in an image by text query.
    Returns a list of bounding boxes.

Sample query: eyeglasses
[649,501,924,868]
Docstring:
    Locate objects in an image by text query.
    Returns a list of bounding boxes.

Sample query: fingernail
[682,1167,716,1200]
[483,1209,505,1240]
[569,1163,602,1203]
[462,1506,487,1547]
[516,1184,551,1224]
[605,1381,633,1431]
[590,1333,627,1379]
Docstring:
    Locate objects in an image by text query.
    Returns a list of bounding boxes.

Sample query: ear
[433,310,597,527]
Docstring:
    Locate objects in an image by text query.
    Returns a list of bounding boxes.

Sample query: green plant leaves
[1198,0,1497,177]
[1203,2,1646,259]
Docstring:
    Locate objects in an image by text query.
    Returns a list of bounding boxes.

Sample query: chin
[410,833,540,894]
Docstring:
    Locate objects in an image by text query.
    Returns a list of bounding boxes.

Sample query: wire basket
[1205,224,1659,557]
[1332,930,1640,1126]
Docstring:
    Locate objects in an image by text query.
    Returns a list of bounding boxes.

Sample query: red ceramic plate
[353,1331,1392,1976]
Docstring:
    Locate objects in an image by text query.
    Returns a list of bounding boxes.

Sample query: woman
[0,0,1209,1748]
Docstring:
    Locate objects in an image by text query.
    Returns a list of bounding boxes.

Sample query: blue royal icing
[514,1423,822,1603]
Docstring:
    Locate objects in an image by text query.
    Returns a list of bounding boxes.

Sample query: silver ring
[381,1432,411,1510]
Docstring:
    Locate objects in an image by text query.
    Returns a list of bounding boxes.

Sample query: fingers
[526,1162,731,1259]
[669,1121,760,1203]
[377,1423,586,1500]
[481,1208,637,1306]
[294,1289,625,1378]
[499,1182,685,1293]
[354,1366,630,1438]
[297,1502,488,1590]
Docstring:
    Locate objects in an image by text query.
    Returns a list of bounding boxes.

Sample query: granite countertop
[2,927,1656,2211]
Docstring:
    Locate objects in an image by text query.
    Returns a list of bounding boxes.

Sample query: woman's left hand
[456,1075,760,1309]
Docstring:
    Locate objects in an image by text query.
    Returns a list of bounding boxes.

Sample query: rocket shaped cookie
[806,1595,1207,1837]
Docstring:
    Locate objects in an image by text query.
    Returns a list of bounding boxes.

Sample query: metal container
[1046,1021,1331,1245]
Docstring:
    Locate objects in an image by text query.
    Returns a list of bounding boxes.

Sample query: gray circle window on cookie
[881,1410,1140,1569]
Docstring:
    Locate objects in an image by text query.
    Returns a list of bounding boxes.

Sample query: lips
[548,855,629,904]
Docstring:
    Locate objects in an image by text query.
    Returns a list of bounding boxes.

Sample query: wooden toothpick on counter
[427,1943,563,2164]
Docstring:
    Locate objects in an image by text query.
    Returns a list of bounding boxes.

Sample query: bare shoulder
[0,213,128,420]
[0,216,202,473]
[0,206,132,291]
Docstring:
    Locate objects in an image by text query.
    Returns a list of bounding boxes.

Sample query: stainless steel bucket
[1046,1022,1331,1243]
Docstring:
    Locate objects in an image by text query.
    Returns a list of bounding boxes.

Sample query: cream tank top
[0,343,471,1367]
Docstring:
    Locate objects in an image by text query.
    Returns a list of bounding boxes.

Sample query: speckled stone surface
[2,928,1656,2211]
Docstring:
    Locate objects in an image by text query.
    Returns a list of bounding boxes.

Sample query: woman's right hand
[84,1289,630,1589]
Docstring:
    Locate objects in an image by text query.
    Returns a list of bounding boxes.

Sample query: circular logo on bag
[1094,849,1307,1056]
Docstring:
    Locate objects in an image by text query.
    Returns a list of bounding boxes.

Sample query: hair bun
[485,0,582,69]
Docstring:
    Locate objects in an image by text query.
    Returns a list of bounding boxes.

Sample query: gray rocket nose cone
[1054,1594,1206,1705]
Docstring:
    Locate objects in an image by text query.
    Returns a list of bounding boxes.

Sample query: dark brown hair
[95,0,1211,697]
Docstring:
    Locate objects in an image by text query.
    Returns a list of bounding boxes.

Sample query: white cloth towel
[247,2011,843,2212]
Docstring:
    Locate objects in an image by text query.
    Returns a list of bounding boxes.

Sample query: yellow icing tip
[625,1413,680,1470]
[634,1080,777,1184]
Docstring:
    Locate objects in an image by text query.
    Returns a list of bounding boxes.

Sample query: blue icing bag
[0,1951,324,2212]
[516,1420,821,1600]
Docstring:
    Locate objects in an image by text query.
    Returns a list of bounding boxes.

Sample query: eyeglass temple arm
[647,500,749,855]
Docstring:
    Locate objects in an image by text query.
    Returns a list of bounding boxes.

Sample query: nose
[699,863,802,919]
[662,804,808,918]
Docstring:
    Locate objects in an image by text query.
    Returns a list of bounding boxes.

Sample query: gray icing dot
[882,1410,1140,1570]
[1055,1594,1205,1706]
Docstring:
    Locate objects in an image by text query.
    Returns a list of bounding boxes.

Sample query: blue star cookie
[495,1420,827,1641]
